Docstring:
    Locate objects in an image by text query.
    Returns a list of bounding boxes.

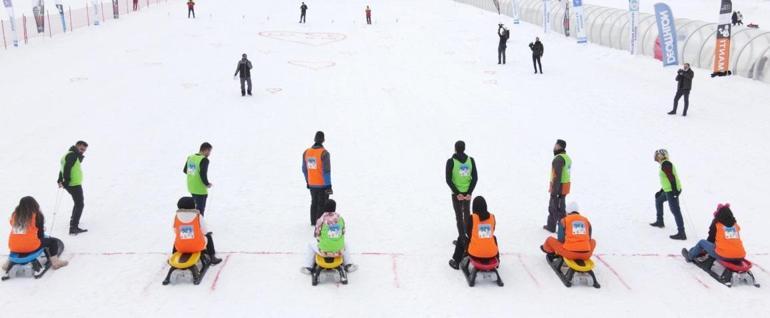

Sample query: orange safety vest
[304,147,326,187]
[467,213,498,258]
[715,222,746,259]
[8,213,42,253]
[562,214,591,252]
[174,213,206,253]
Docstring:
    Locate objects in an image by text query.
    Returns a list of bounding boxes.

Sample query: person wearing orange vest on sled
[3,197,68,272]
[302,131,332,226]
[450,196,498,269]
[683,204,746,263]
[540,202,596,261]
[172,197,222,265]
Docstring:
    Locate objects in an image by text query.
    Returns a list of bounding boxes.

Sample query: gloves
[325,188,333,195]
[655,190,663,199]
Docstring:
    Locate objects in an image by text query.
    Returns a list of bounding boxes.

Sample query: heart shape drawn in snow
[288,60,336,70]
[266,88,283,94]
[258,31,347,46]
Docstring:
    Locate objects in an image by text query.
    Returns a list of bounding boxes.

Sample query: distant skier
[365,5,372,25]
[450,196,498,270]
[302,131,332,226]
[497,24,510,64]
[187,0,195,19]
[446,141,478,249]
[650,149,686,240]
[233,53,253,96]
[172,197,222,264]
[3,196,69,272]
[303,200,355,272]
[683,203,745,262]
[540,202,596,260]
[184,142,213,215]
[300,2,308,23]
[529,37,544,74]
[544,139,570,233]
[668,63,693,116]
[58,140,88,235]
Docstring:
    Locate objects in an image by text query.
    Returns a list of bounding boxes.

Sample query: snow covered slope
[1,0,770,317]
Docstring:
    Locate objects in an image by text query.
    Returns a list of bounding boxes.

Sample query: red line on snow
[595,255,632,290]
[391,254,400,288]
[209,254,232,292]
[516,254,540,287]
[666,255,710,289]
[143,264,169,294]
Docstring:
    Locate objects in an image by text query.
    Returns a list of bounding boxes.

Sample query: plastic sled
[162,252,210,286]
[2,248,51,281]
[312,254,347,286]
[461,256,503,287]
[683,248,760,288]
[547,254,600,288]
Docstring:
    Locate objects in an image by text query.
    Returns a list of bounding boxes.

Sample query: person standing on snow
[234,53,253,97]
[365,5,372,25]
[497,24,510,65]
[668,63,693,116]
[187,0,195,19]
[529,37,544,74]
[544,139,570,233]
[58,140,88,235]
[299,2,308,23]
[650,149,686,240]
[303,131,332,226]
[446,141,478,250]
[184,142,213,215]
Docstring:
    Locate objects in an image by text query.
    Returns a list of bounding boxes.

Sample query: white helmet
[655,149,669,162]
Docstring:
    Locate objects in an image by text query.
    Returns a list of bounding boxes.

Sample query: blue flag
[654,3,679,66]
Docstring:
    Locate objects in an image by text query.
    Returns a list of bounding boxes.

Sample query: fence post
[47,11,52,38]
[22,15,28,44]
[2,20,6,50]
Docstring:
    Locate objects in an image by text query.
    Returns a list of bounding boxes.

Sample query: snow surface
[1,0,770,317]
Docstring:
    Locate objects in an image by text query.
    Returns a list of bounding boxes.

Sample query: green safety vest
[451,158,474,193]
[318,217,345,253]
[186,154,208,195]
[60,151,83,187]
[557,153,571,184]
[659,160,682,193]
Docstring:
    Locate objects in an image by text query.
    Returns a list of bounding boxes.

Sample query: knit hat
[177,197,196,210]
[324,199,337,213]
[314,131,325,144]
[566,201,579,213]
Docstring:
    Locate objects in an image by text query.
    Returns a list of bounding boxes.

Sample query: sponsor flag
[512,0,520,24]
[112,0,119,19]
[543,0,549,33]
[713,0,732,73]
[629,0,640,54]
[2,0,19,46]
[493,0,500,14]
[573,0,586,43]
[654,3,679,66]
[55,0,66,32]
[32,0,44,33]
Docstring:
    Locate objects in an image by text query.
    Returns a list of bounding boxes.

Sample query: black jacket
[676,68,694,90]
[301,4,307,13]
[661,161,680,193]
[234,58,252,78]
[445,153,478,195]
[183,156,211,186]
[707,209,737,243]
[498,28,509,48]
[529,41,544,57]
[57,146,84,185]
[550,150,565,195]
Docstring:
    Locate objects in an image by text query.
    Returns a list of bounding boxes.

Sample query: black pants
[533,56,542,73]
[498,46,506,64]
[655,191,685,232]
[546,195,566,232]
[366,16,371,24]
[192,194,208,216]
[309,188,329,226]
[452,235,467,263]
[673,89,690,115]
[172,232,217,257]
[65,185,84,229]
[300,13,306,23]
[42,237,62,256]
[240,77,252,95]
[188,8,195,18]
[452,195,471,241]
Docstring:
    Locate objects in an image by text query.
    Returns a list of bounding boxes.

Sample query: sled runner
[309,254,348,286]
[461,256,503,287]
[162,251,210,285]
[547,254,600,288]
[681,248,759,288]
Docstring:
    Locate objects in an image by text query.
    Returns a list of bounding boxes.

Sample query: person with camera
[668,63,694,117]
[497,24,510,65]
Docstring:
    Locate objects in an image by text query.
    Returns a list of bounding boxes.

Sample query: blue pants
[688,240,719,260]
[192,194,208,215]
[655,191,684,232]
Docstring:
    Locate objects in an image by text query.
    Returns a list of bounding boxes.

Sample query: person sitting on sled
[684,203,745,263]
[304,199,355,271]
[451,196,498,269]
[173,197,222,265]
[3,196,68,271]
[540,202,596,260]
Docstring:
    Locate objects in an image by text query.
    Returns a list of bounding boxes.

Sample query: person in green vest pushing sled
[650,149,686,240]
[58,140,89,235]
[446,140,478,269]
[183,142,213,215]
[302,199,356,285]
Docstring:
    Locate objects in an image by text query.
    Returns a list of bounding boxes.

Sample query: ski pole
[50,188,64,233]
